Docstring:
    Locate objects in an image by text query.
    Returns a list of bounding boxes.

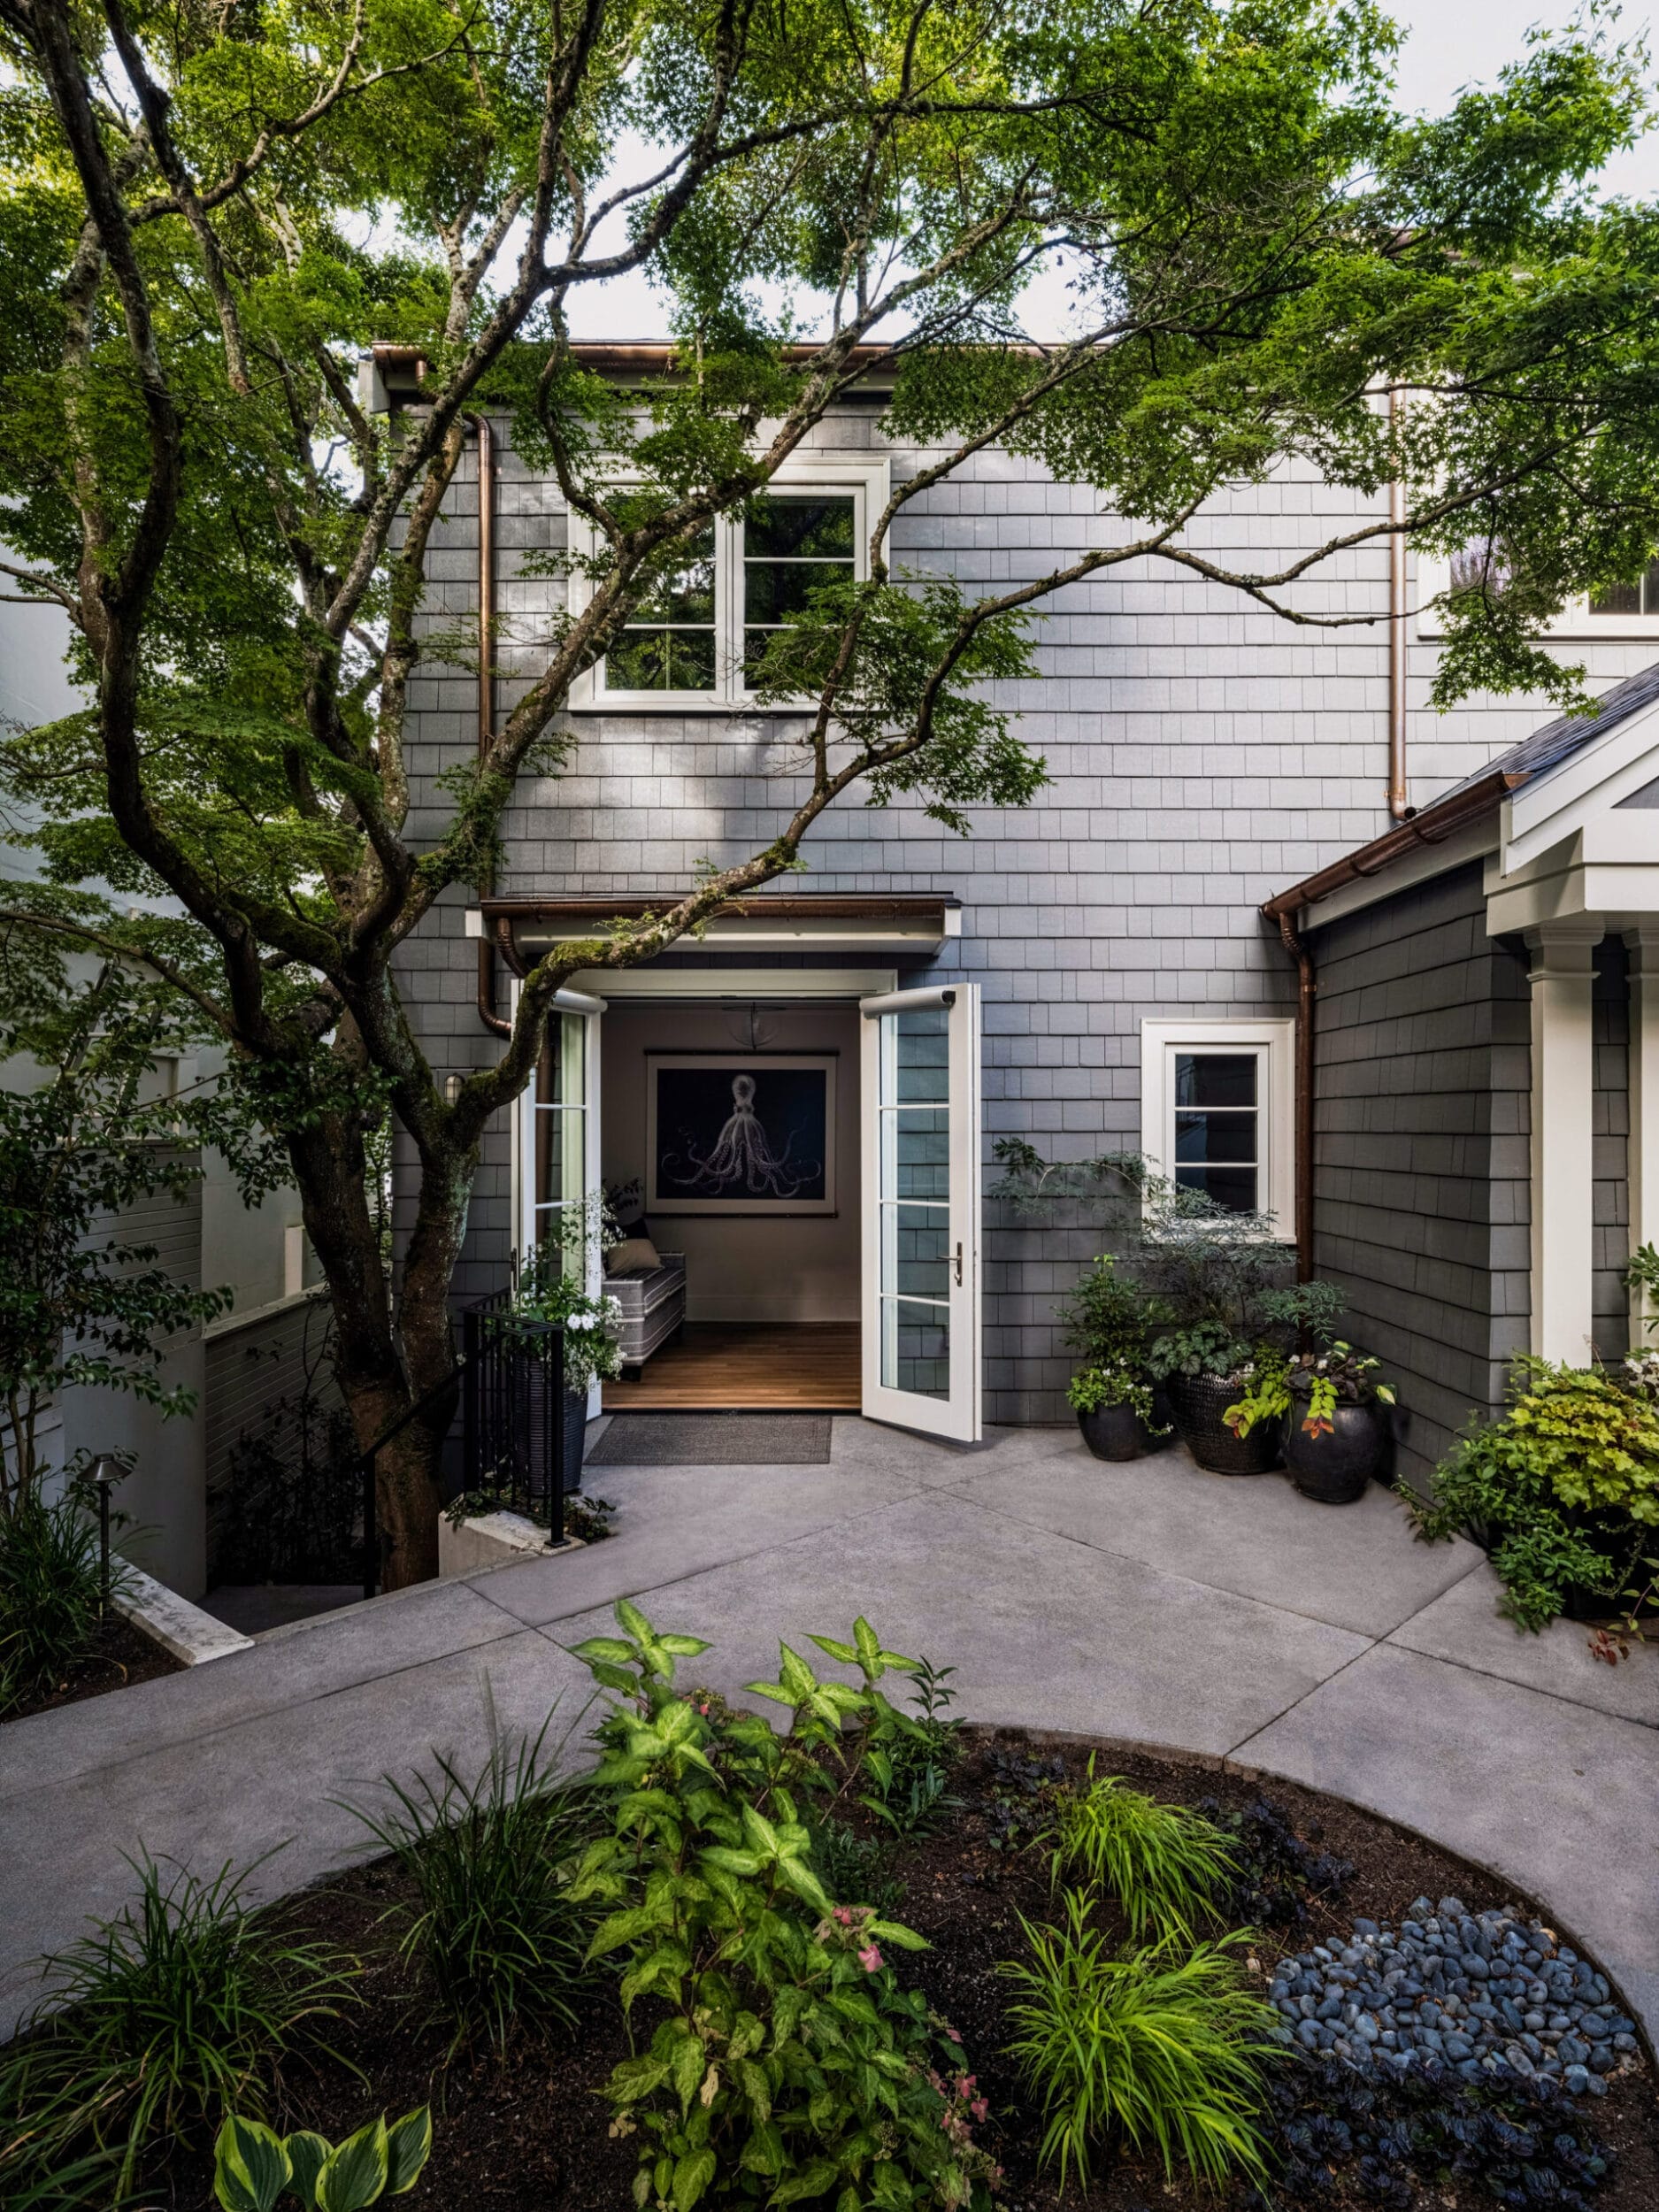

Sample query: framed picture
[646,1054,837,1215]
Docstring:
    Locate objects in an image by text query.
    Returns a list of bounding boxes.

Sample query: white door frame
[512,985,607,1412]
[859,983,983,1443]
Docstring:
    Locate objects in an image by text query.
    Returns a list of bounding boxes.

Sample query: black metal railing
[357,1294,567,1597]
[461,1292,567,1541]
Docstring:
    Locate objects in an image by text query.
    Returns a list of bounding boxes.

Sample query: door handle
[954,1240,964,1287]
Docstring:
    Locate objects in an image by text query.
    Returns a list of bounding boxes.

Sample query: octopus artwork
[649,1057,834,1211]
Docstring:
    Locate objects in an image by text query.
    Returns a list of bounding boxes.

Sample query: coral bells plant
[567,1601,1002,2209]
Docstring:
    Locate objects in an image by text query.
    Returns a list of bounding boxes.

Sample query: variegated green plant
[565,1601,1000,2210]
[213,2108,432,2212]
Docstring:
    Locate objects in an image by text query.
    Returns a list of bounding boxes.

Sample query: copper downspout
[1274,910,1317,1283]
[1386,386,1410,820]
[465,412,512,1039]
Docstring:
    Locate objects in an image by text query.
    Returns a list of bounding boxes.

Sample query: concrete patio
[4,1418,1657,2043]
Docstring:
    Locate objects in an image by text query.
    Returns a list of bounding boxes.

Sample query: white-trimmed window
[1417,549,1659,640]
[567,457,889,708]
[1140,1018,1295,1227]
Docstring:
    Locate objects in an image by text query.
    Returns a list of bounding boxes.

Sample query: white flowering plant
[515,1231,623,1394]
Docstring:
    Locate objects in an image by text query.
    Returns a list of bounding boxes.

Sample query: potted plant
[1054,1255,1172,1459]
[1067,1364,1169,1461]
[515,1230,623,1493]
[1136,1182,1343,1477]
[1405,1357,1659,1630]
[1277,1342,1396,1502]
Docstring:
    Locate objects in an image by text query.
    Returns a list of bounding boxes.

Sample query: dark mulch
[1,1615,181,1724]
[139,1729,1657,2212]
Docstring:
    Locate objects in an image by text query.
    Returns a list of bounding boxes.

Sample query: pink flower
[946,2028,962,2044]
[857,1944,883,1972]
[972,2099,988,2121]
[833,1906,854,1926]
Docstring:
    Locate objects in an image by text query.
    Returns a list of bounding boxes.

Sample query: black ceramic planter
[563,1388,588,1494]
[1283,1400,1380,1504]
[1165,1372,1280,1475]
[1076,1402,1145,1462]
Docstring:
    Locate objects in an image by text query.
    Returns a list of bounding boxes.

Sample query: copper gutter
[1260,770,1514,926]
[465,412,512,1038]
[1387,386,1409,820]
[1274,910,1317,1282]
[480,894,959,926]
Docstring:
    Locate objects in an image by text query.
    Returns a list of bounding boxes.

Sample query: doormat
[586,1412,833,1467]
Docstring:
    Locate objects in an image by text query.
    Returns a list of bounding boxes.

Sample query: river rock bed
[1271,1893,1643,2094]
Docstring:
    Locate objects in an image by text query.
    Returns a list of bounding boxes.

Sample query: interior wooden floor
[603,1323,861,1411]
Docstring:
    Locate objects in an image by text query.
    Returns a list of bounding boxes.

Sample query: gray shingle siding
[1309,864,1531,1494]
[394,411,1650,1428]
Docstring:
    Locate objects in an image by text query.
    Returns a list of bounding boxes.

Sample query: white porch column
[1525,920,1602,1361]
[1627,925,1659,1341]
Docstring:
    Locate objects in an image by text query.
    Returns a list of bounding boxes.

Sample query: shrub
[212,2107,432,2211]
[0,1487,116,1717]
[803,1812,908,1916]
[346,1698,592,2057]
[856,1651,965,1838]
[1047,1763,1235,1940]
[567,1601,1002,2209]
[0,1854,357,2204]
[1066,1364,1165,1426]
[1000,1890,1277,2193]
[1406,1357,1659,1628]
[1054,1256,1172,1370]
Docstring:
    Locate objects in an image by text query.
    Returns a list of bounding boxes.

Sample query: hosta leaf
[282,2131,330,2210]
[212,2116,291,2212]
[316,2117,388,2212]
[383,2109,432,2197]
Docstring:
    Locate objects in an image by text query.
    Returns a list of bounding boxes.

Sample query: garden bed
[1,1613,182,1724]
[141,1729,1656,2212]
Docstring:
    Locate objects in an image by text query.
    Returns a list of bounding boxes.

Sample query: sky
[560,1,1659,342]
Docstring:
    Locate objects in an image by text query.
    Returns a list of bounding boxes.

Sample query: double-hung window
[1140,1018,1295,1229]
[568,458,887,707]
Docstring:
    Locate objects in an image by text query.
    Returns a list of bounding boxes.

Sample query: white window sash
[565,455,891,710]
[1139,1018,1295,1234]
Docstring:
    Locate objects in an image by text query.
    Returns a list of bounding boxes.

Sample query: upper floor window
[568,458,888,709]
[1589,559,1659,619]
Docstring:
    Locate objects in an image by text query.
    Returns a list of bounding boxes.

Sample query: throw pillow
[604,1236,662,1276]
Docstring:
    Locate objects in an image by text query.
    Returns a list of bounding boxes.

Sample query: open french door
[518,987,606,1412]
[859,984,982,1442]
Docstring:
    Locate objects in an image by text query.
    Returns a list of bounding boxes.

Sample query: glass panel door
[518,991,605,1409]
[859,985,981,1442]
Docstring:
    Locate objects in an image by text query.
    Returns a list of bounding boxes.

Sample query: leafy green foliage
[1407,1357,1659,1628]
[344,1699,592,2057]
[0,1855,358,2204]
[513,1229,624,1394]
[1054,1255,1173,1371]
[213,2107,433,2211]
[802,1814,908,1919]
[1046,1764,1235,1942]
[856,1655,965,1839]
[0,959,270,1519]
[0,1479,124,1716]
[1066,1364,1165,1423]
[1001,1891,1277,2193]
[566,1601,1001,2208]
[1222,1356,1292,1441]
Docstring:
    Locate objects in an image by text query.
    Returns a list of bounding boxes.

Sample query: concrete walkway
[4,1420,1657,2041]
